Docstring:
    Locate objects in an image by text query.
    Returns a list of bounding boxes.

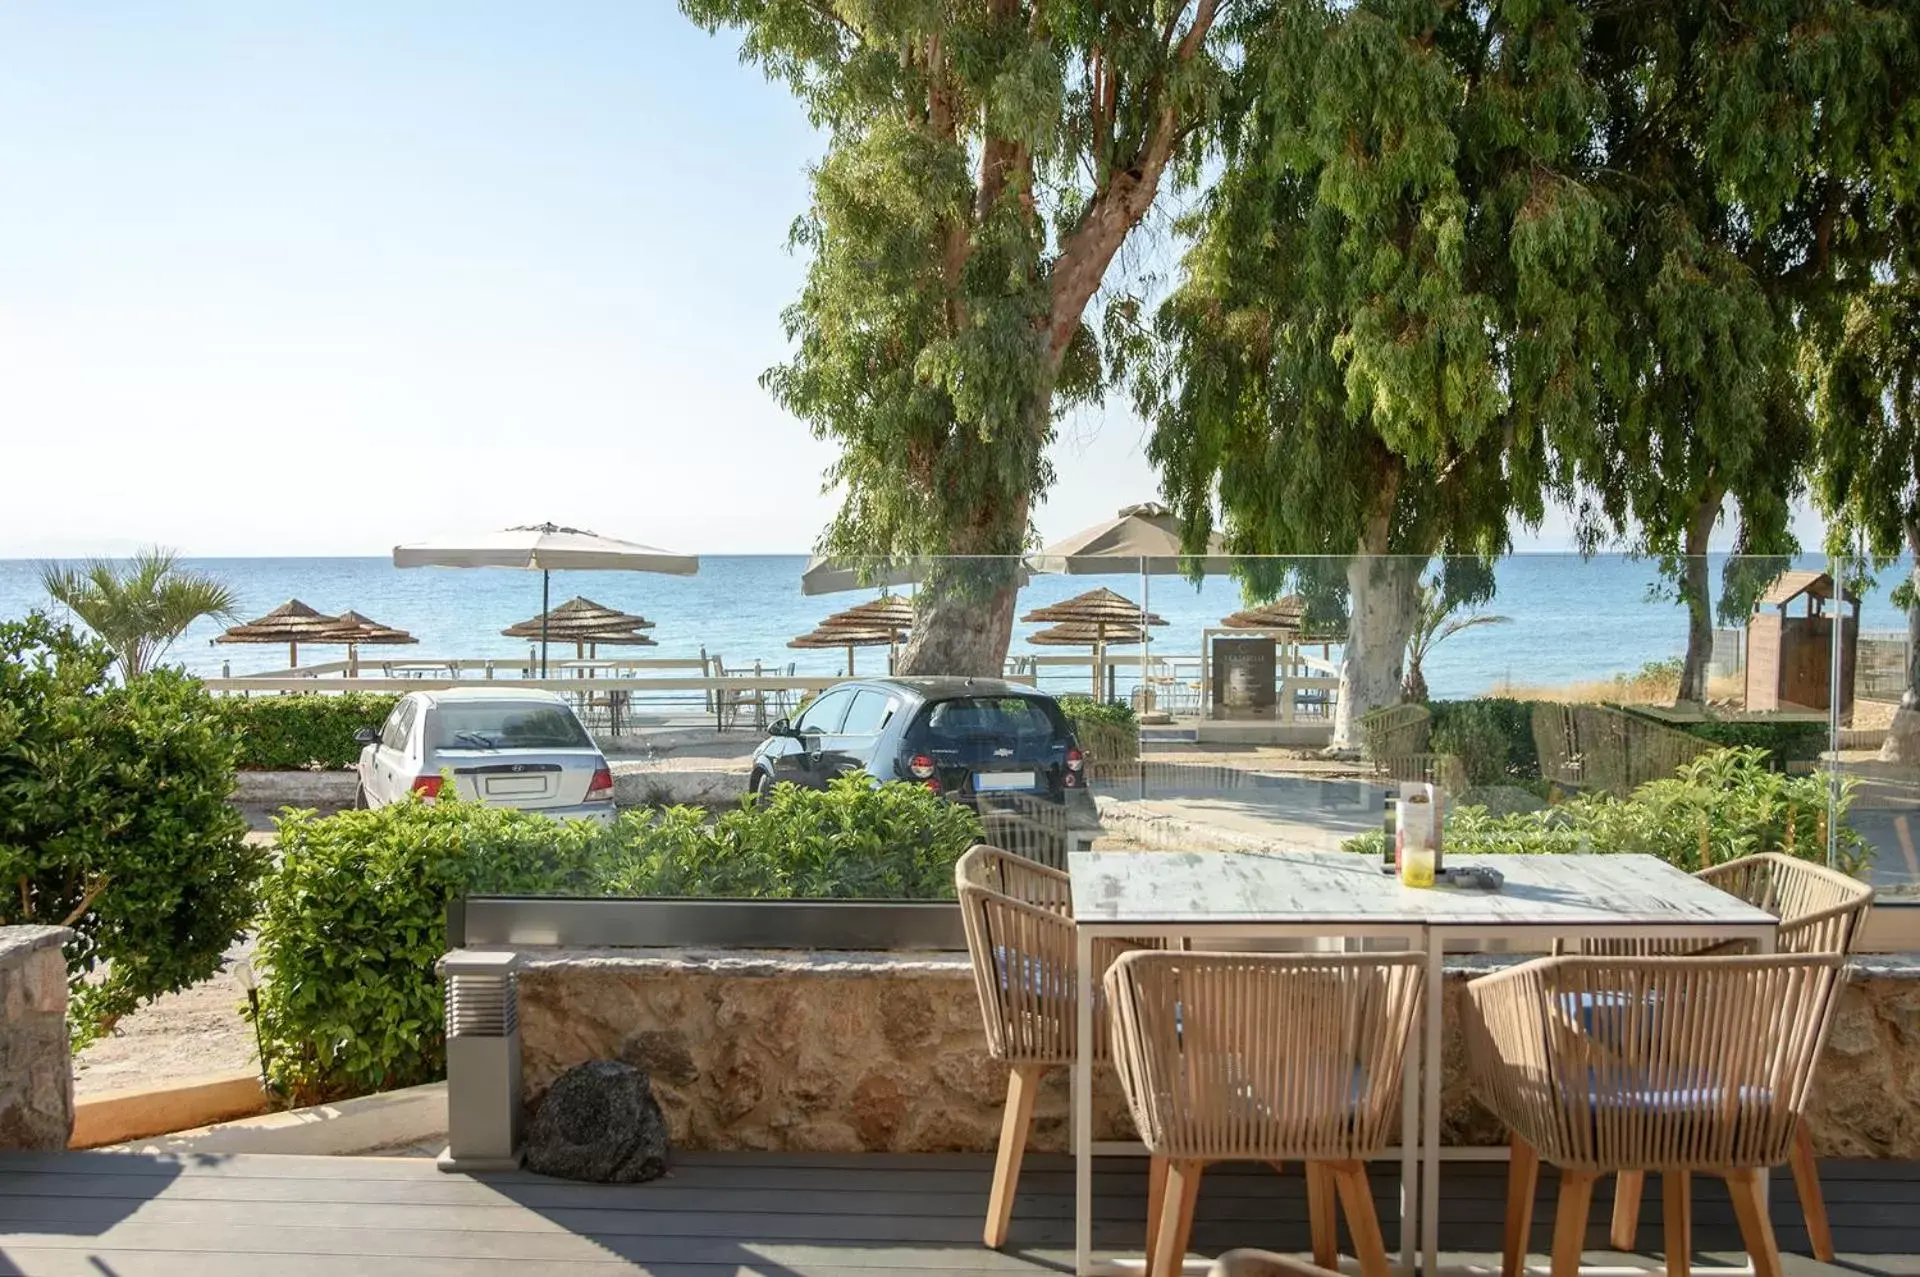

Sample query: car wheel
[353,783,369,810]
[747,769,772,803]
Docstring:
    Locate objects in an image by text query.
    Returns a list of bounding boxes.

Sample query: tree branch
[1043,0,1219,370]
[61,877,111,929]
[801,0,865,49]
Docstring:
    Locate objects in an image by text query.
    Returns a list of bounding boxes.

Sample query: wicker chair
[1209,1252,1346,1277]
[956,844,1152,1249]
[1463,954,1847,1277]
[1105,951,1426,1277]
[1597,853,1873,1261]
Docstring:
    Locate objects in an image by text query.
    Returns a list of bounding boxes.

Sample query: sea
[0,553,1908,702]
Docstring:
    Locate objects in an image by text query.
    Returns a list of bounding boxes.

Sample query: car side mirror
[354,728,379,745]
[768,717,794,738]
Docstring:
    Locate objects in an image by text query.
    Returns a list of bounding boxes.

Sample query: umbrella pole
[540,569,550,679]
[290,641,298,669]
[1140,560,1151,717]
[847,644,855,677]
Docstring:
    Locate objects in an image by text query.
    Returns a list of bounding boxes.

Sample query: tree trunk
[1676,486,1724,705]
[1880,519,1920,764]
[1331,473,1422,750]
[896,493,1031,678]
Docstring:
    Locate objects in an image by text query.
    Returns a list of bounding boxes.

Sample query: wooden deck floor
[1,1149,1918,1276]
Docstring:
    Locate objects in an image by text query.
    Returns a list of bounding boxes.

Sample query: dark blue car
[748,676,1086,805]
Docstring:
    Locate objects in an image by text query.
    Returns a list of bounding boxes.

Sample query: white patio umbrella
[393,523,697,676]
[1029,504,1231,718]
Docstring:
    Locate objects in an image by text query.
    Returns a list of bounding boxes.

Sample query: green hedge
[1057,695,1140,765]
[220,693,400,770]
[1426,698,1540,784]
[251,776,981,1103]
[1342,747,1866,876]
[1656,716,1829,771]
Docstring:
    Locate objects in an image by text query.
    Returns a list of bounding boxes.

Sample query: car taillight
[906,753,936,780]
[586,765,615,802]
[923,778,942,795]
[410,775,442,799]
[1066,747,1084,771]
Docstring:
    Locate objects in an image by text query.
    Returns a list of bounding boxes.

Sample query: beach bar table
[1066,849,1780,1277]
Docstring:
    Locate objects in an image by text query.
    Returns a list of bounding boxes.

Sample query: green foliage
[601,776,982,899]
[1427,699,1540,784]
[1403,576,1509,703]
[1056,695,1140,764]
[39,547,238,680]
[1342,748,1867,877]
[0,613,264,1045]
[251,776,979,1102]
[1664,718,1830,772]
[220,693,401,770]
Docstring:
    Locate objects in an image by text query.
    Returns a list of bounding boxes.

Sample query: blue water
[0,553,1907,700]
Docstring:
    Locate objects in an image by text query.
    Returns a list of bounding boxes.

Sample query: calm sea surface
[0,553,1906,701]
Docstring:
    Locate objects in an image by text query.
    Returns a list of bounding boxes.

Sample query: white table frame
[1067,852,1781,1277]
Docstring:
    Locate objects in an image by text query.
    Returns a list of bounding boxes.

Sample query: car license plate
[485,776,546,797]
[974,771,1037,792]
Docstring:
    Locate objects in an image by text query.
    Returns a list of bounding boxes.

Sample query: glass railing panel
[10,546,1900,903]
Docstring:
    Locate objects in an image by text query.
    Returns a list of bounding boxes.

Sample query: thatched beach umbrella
[503,597,658,661]
[1021,588,1166,697]
[213,599,344,669]
[1028,620,1154,697]
[823,595,915,631]
[789,624,904,676]
[325,610,418,675]
[1222,597,1306,631]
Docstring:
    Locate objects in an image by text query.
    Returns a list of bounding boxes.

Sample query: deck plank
[0,1151,1915,1276]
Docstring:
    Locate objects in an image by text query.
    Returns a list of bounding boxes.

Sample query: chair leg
[1789,1123,1834,1262]
[1551,1170,1597,1277]
[1725,1168,1784,1277]
[1504,1137,1541,1277]
[1145,1155,1169,1264]
[1306,1160,1339,1270]
[1151,1159,1205,1277]
[1328,1160,1391,1277]
[1611,1170,1645,1250]
[983,1065,1042,1248]
[1663,1170,1691,1277]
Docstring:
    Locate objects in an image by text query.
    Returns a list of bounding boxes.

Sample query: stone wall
[0,927,74,1151]
[516,948,1920,1157]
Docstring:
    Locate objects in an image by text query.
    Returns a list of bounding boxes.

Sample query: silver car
[353,688,616,823]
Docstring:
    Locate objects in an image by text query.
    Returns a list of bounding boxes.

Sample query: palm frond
[38,547,236,680]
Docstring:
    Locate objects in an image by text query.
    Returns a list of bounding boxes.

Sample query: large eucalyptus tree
[681,1,1230,673]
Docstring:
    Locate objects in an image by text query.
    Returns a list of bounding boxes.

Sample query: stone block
[514,947,1920,1159]
[0,927,75,1152]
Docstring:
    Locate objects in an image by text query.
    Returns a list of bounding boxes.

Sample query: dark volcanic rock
[524,1060,671,1183]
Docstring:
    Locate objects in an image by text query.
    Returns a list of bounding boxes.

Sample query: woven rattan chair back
[956,843,1137,1065]
[1105,950,1425,1163]
[1698,852,1874,955]
[1463,953,1845,1174]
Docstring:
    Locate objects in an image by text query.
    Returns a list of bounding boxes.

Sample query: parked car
[353,687,616,823]
[747,677,1087,806]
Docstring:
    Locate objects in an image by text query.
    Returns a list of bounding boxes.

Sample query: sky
[0,3,1824,559]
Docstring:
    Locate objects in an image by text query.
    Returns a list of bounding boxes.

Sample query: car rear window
[922,697,1060,739]
[431,703,591,749]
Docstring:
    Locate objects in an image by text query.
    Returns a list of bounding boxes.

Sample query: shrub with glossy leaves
[0,613,264,1044]
[252,776,980,1103]
[220,692,401,770]
[1342,747,1867,876]
[253,797,607,1103]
